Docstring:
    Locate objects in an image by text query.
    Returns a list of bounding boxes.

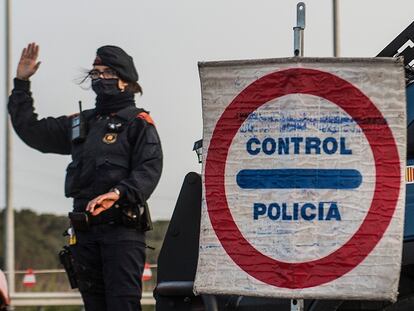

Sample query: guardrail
[4,266,157,307]
[11,292,155,306]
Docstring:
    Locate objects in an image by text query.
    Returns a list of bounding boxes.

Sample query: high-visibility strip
[407,166,414,184]
[137,112,155,126]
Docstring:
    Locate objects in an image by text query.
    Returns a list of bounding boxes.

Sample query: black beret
[94,45,139,82]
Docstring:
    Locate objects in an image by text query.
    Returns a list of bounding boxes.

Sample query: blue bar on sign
[236,169,362,189]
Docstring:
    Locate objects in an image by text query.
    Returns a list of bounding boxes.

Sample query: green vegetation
[0,209,69,270]
[0,209,169,270]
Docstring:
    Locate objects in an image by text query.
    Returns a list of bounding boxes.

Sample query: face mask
[91,78,121,96]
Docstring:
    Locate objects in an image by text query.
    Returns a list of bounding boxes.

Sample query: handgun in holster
[58,246,78,289]
[121,202,153,232]
[68,212,89,231]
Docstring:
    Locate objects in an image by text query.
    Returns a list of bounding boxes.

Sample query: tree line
[0,208,169,291]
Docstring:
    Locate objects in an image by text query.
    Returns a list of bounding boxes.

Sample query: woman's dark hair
[126,81,143,95]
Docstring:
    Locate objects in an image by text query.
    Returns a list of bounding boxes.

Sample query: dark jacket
[8,78,163,212]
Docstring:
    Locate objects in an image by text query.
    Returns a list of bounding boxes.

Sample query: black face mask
[91,78,121,96]
[93,79,135,115]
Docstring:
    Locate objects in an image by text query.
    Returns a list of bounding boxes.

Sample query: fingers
[22,42,39,60]
[33,44,39,59]
[27,43,34,58]
[28,43,38,59]
[34,61,41,71]
[26,43,32,58]
[96,192,118,204]
[96,196,115,210]
[92,207,106,216]
[96,195,106,205]
[86,192,117,215]
[100,199,114,209]
[86,195,102,213]
[91,199,114,216]
[85,199,97,213]
[20,48,27,60]
[90,200,112,216]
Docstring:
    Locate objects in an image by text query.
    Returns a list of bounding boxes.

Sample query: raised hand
[16,42,41,80]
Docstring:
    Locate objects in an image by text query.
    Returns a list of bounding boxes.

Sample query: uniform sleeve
[115,119,163,204]
[8,78,72,154]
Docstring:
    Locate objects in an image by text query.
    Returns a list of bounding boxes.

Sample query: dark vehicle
[154,22,414,311]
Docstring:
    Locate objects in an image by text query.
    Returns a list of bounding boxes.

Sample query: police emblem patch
[103,133,117,144]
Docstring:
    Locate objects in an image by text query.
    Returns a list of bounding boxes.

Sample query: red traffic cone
[142,263,152,282]
[22,269,36,287]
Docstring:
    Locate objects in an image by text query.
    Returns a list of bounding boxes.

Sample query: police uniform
[8,46,163,311]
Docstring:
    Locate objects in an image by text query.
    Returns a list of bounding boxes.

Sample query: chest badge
[103,133,118,144]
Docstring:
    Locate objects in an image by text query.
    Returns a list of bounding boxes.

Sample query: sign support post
[293,2,305,57]
[291,299,304,311]
[291,3,306,310]
[4,0,15,297]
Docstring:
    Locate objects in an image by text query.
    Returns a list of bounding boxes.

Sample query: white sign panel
[194,58,406,301]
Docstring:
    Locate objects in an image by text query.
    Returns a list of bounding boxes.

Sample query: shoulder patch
[137,112,155,126]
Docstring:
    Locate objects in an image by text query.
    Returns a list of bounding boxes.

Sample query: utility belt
[69,202,153,232]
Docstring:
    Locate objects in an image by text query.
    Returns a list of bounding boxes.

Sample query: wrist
[110,187,121,198]
[16,75,29,81]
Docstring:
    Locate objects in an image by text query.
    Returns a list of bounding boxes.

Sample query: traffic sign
[142,263,152,282]
[195,58,406,301]
[22,269,36,287]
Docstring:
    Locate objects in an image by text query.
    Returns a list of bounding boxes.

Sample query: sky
[0,0,413,220]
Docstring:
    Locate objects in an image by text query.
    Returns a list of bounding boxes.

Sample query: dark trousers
[70,224,146,311]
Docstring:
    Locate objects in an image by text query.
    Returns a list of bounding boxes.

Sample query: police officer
[8,42,163,311]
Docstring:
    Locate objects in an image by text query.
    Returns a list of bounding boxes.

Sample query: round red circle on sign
[204,68,401,289]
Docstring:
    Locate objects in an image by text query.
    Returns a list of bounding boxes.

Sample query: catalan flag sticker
[407,166,414,184]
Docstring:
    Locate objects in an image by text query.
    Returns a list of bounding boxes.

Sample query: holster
[58,246,78,289]
[68,212,89,231]
[121,202,153,232]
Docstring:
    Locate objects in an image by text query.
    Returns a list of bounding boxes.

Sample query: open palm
[16,43,41,80]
